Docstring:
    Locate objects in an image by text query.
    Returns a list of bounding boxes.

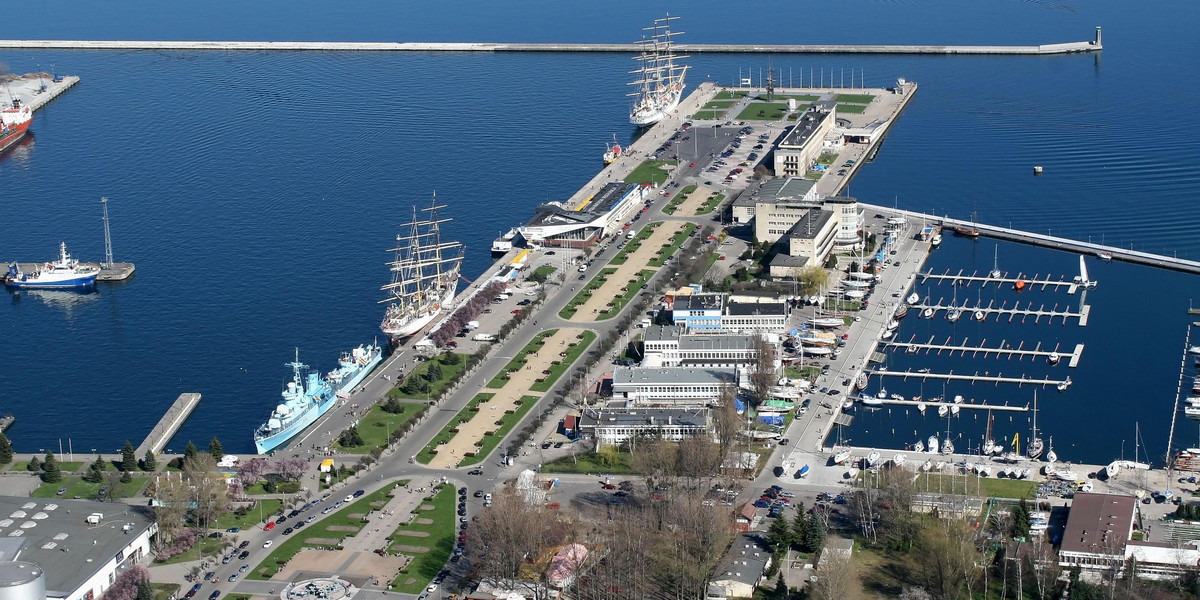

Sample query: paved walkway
[429,329,585,468]
[673,186,715,216]
[571,222,682,321]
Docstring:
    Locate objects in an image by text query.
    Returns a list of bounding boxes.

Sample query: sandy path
[275,549,406,582]
[674,186,715,216]
[571,222,682,322]
[428,328,585,468]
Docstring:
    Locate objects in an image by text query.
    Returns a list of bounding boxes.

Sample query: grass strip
[389,484,456,593]
[663,185,697,215]
[696,193,726,216]
[611,222,660,264]
[559,268,616,319]
[530,331,597,392]
[459,395,540,467]
[487,330,558,389]
[336,402,427,452]
[834,93,875,104]
[835,103,867,114]
[599,270,657,320]
[624,160,677,186]
[387,354,467,400]
[215,498,284,530]
[648,224,697,268]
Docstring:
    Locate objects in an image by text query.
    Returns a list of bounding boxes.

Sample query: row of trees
[429,280,505,347]
[235,456,307,486]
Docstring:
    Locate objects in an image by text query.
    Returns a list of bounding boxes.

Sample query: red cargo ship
[0,99,32,154]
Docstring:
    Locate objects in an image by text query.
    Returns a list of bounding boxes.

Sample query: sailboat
[988,246,1002,279]
[1026,390,1044,459]
[954,211,980,238]
[832,448,852,465]
[982,411,995,456]
[941,415,955,455]
[627,14,690,127]
[927,435,939,454]
[946,283,962,323]
[380,194,465,339]
[1045,436,1057,463]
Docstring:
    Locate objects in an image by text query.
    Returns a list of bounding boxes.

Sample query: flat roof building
[673,293,788,334]
[577,407,711,446]
[0,497,157,600]
[731,178,817,226]
[612,366,734,406]
[1058,492,1137,576]
[642,325,762,368]
[773,105,836,178]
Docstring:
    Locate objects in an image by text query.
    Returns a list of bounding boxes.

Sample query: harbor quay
[2,72,79,112]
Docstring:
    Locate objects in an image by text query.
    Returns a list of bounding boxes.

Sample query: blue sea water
[0,0,1197,462]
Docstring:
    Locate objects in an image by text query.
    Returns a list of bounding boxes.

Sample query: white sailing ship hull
[630,90,683,127]
[382,286,456,338]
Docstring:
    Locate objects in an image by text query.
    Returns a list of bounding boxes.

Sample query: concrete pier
[0,39,1102,55]
[909,301,1089,326]
[884,338,1083,366]
[136,393,201,457]
[0,414,12,432]
[870,398,1029,413]
[3,74,80,112]
[919,270,1081,293]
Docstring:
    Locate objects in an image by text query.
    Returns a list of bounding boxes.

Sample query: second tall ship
[627,14,689,127]
[380,194,464,339]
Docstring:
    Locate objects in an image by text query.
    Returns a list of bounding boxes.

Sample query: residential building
[772,105,836,177]
[707,533,772,600]
[1058,492,1137,575]
[612,366,733,406]
[0,497,157,600]
[642,325,763,368]
[577,407,711,446]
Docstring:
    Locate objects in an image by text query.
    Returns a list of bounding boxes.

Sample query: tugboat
[602,134,622,165]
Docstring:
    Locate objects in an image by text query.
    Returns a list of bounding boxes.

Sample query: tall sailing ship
[627,14,689,127]
[380,194,464,339]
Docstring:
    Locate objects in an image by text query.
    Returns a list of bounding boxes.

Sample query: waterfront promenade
[0,39,1102,55]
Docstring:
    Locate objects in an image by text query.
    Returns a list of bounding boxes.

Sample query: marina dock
[908,301,1090,326]
[0,38,1102,55]
[870,398,1028,413]
[885,338,1084,366]
[866,369,1071,388]
[136,393,201,457]
[3,74,80,112]
[0,414,13,432]
[919,270,1084,294]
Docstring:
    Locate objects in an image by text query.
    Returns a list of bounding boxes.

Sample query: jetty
[3,74,80,112]
[136,393,201,457]
[909,301,1090,326]
[0,33,1103,55]
[866,369,1071,388]
[869,398,1028,413]
[885,338,1084,367]
[919,269,1085,294]
[0,414,13,432]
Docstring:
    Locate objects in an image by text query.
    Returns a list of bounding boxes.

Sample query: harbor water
[0,0,1198,458]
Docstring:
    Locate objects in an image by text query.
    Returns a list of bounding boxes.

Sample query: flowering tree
[237,457,268,486]
[99,566,151,600]
[430,281,505,347]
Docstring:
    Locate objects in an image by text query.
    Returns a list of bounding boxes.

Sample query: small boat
[1189,346,1200,356]
[976,465,991,477]
[842,279,871,289]
[890,393,906,402]
[1014,278,1026,292]
[894,304,909,319]
[913,440,924,453]
[954,224,980,238]
[921,459,932,471]
[886,319,899,330]
[927,436,939,454]
[1096,251,1112,261]
[848,271,875,280]
[1020,468,1030,479]
[950,405,960,416]
[982,439,995,455]
[988,246,1002,279]
[917,402,927,414]
[882,329,894,340]
[861,395,884,407]
[946,307,961,323]
[892,454,906,467]
[801,346,833,356]
[797,464,810,478]
[808,317,845,329]
[842,400,854,410]
[921,307,933,319]
[1003,451,1021,463]
[1080,481,1094,493]
[974,309,985,321]
[832,448,852,465]
[941,438,955,455]
[1057,377,1072,392]
[1105,462,1119,479]
[938,405,949,417]
[1047,351,1061,365]
[953,395,964,404]
[866,451,881,468]
[846,467,860,479]
[1046,437,1058,463]
[1043,463,1058,477]
[1033,165,1043,174]
[907,292,920,305]
[917,368,931,374]
[844,289,866,300]
[997,468,1008,478]
[1055,467,1079,482]
[934,460,946,470]
[602,134,622,165]
[931,234,942,247]
[855,373,869,390]
[877,387,889,399]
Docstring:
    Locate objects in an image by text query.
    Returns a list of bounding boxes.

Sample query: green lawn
[248,485,402,579]
[387,354,467,400]
[736,102,792,121]
[624,160,677,186]
[691,110,726,120]
[10,460,84,472]
[914,473,1037,499]
[224,595,251,600]
[611,222,660,265]
[599,270,657,320]
[648,224,697,267]
[784,366,821,380]
[33,475,146,500]
[834,93,875,104]
[703,100,736,108]
[662,185,697,215]
[460,395,540,467]
[528,265,556,283]
[696,193,726,216]
[215,499,284,531]
[543,450,634,474]
[389,484,456,593]
[152,584,182,600]
[559,268,616,319]
[835,103,868,114]
[155,536,227,566]
[415,393,497,465]
[715,90,751,100]
[530,331,597,392]
[816,151,839,166]
[487,330,557,389]
[337,402,428,453]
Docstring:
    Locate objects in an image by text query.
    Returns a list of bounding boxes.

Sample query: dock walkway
[866,369,1070,388]
[868,398,1029,413]
[909,301,1089,326]
[919,270,1081,294]
[0,39,1102,55]
[136,393,201,457]
[885,338,1084,366]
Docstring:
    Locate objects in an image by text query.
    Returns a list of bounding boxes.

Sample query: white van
[626,230,636,239]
